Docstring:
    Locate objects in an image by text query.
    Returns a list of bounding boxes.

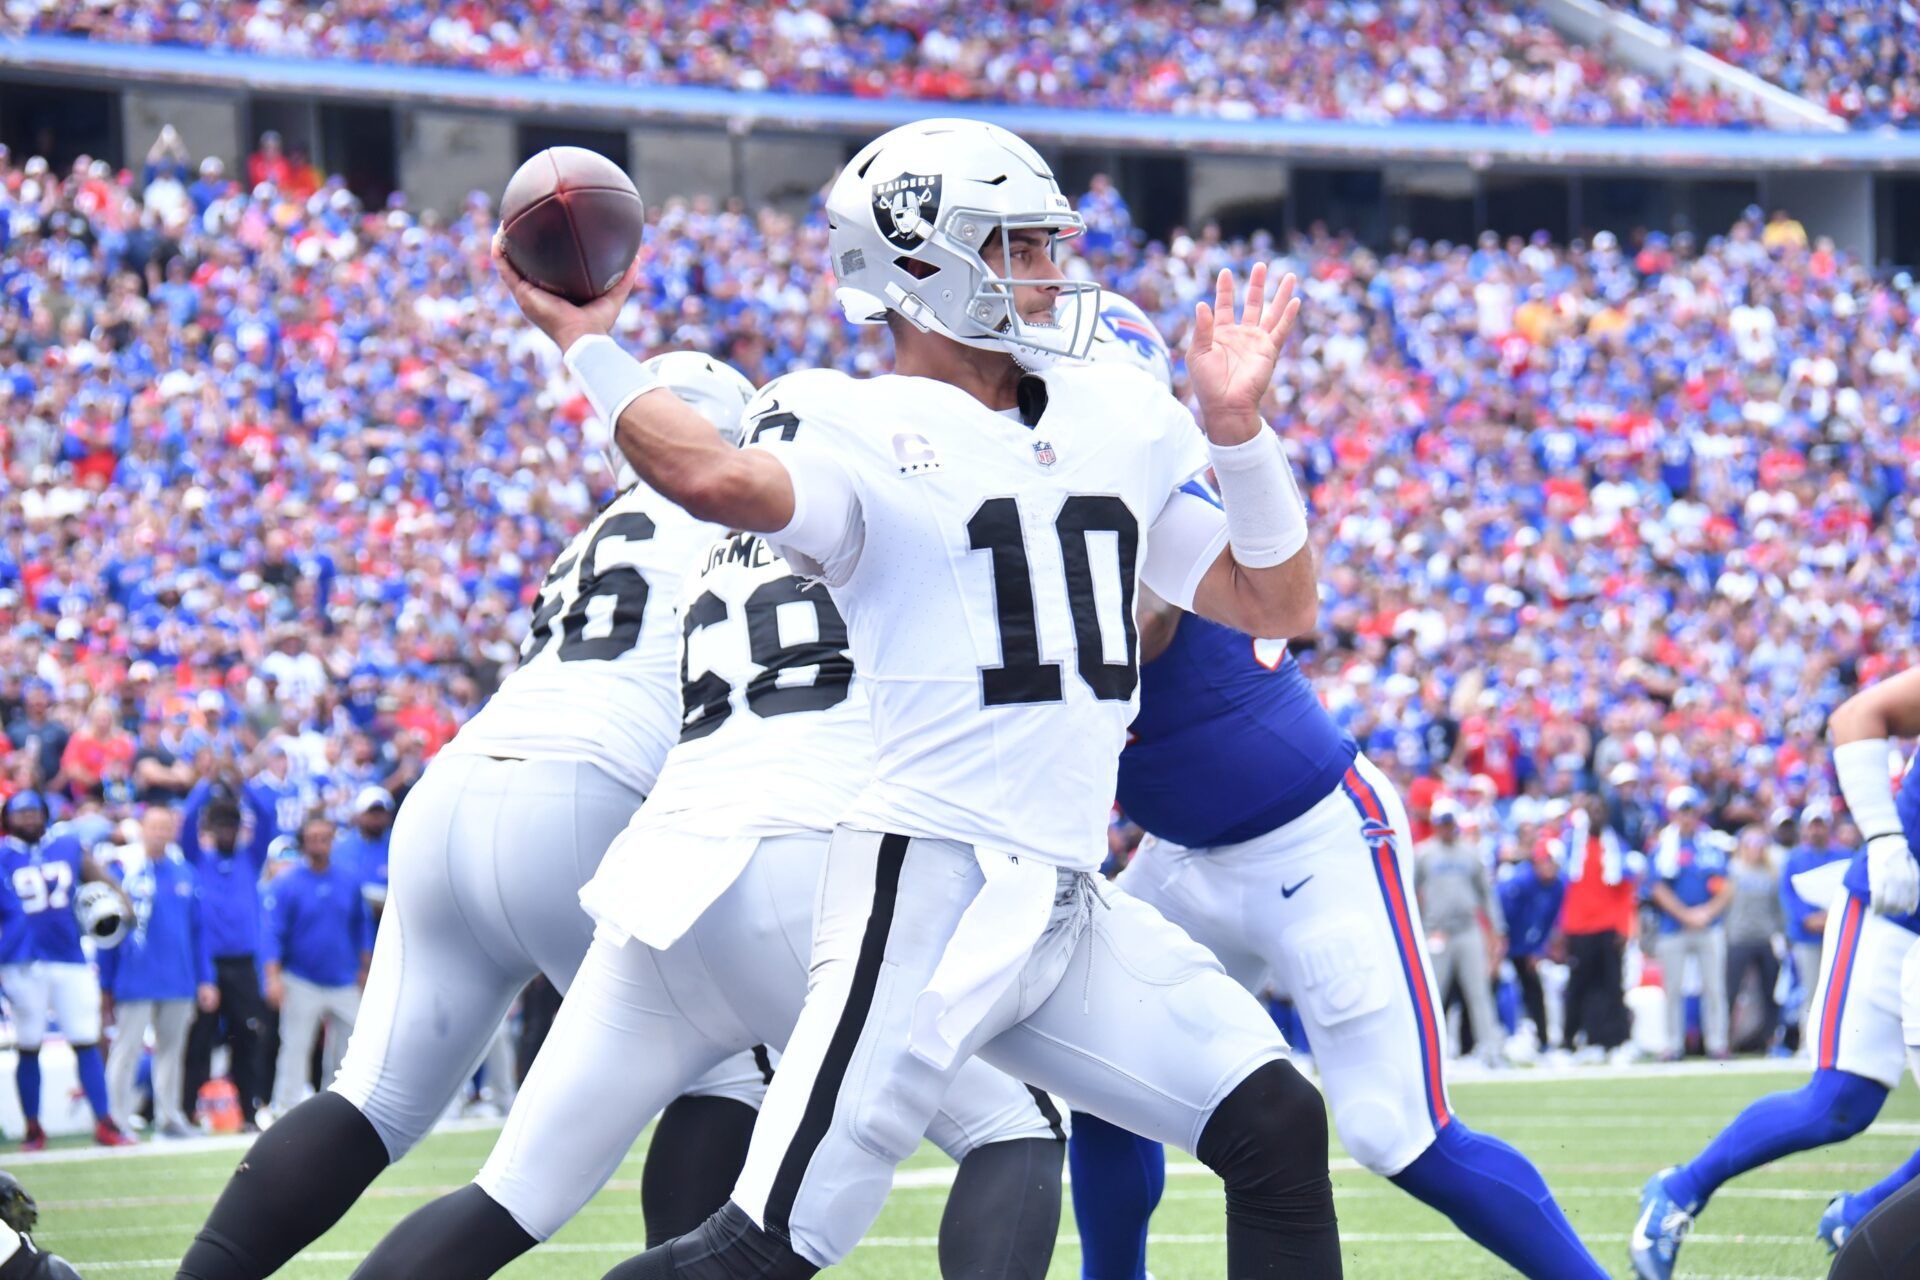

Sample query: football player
[174,353,749,1280]
[351,522,1067,1279]
[1633,666,1920,1278]
[0,791,133,1148]
[1037,294,1607,1280]
[497,117,1338,1278]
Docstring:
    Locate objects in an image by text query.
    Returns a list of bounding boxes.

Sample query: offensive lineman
[499,117,1341,1278]
[0,791,133,1149]
[172,353,750,1280]
[998,292,1605,1280]
[351,511,1067,1279]
[1633,666,1920,1278]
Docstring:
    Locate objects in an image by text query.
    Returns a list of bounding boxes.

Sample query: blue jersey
[1,834,87,964]
[1781,843,1852,942]
[1646,829,1730,935]
[1116,614,1357,850]
[1843,755,1920,933]
[0,840,33,966]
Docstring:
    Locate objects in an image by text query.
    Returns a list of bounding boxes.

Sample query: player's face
[5,808,45,844]
[986,229,1065,328]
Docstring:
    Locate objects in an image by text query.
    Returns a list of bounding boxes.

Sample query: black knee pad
[1197,1059,1335,1233]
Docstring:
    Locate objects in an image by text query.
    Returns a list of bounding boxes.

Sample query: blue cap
[3,791,48,818]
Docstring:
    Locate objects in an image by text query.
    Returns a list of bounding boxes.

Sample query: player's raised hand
[1187,262,1300,445]
[492,232,639,353]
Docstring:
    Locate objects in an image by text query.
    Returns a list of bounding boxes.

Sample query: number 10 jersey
[444,483,722,797]
[749,363,1231,871]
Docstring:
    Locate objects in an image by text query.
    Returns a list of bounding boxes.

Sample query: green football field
[25,1065,1919,1278]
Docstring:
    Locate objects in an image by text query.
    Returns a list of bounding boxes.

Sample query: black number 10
[967,495,1139,706]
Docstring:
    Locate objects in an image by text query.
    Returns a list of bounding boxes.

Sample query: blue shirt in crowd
[1497,860,1565,959]
[261,860,370,989]
[97,849,213,1003]
[1647,827,1730,934]
[180,779,275,959]
[1781,842,1852,944]
[332,827,391,907]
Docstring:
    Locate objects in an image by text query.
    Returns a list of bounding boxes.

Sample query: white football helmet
[605,351,757,490]
[75,880,129,949]
[827,118,1101,363]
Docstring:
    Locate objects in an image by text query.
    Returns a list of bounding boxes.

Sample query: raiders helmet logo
[872,173,942,251]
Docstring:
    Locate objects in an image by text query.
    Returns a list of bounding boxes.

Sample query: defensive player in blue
[1060,295,1607,1280]
[1631,666,1920,1277]
[0,791,134,1149]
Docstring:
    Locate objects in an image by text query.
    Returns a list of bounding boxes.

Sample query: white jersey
[750,363,1228,870]
[445,483,722,796]
[633,533,873,838]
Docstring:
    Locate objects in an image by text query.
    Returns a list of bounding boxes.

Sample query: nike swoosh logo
[1281,876,1313,899]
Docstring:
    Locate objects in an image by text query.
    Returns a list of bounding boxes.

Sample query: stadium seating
[1625,0,1920,129]
[28,0,1767,127]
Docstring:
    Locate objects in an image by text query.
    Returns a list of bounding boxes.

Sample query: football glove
[1867,833,1920,918]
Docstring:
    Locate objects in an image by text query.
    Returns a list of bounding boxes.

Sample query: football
[75,879,129,949]
[498,147,645,303]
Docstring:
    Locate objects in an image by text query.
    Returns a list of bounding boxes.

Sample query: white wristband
[564,334,661,428]
[1836,737,1903,842]
[1206,427,1308,569]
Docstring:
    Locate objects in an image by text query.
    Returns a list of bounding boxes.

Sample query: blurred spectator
[261,812,370,1116]
[1646,786,1735,1060]
[1559,796,1639,1060]
[179,775,275,1122]
[335,786,394,915]
[1498,828,1566,1055]
[1417,801,1507,1066]
[5,683,67,786]
[1763,207,1809,252]
[246,131,290,191]
[1078,174,1132,257]
[100,804,214,1138]
[1722,824,1785,1053]
[1779,799,1852,1037]
[55,698,134,802]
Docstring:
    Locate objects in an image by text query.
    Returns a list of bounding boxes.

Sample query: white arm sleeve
[1141,480,1229,611]
[1836,738,1903,842]
[753,441,865,586]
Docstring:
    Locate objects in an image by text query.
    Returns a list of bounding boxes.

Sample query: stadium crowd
[2,125,1917,1127]
[26,0,1767,127]
[1628,0,1920,129]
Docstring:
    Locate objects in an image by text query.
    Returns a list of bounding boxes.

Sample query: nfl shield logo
[1032,440,1057,468]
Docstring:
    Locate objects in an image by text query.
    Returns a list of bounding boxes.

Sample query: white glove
[1867,833,1920,918]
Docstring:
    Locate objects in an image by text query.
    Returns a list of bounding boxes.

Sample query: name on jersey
[703,534,778,575]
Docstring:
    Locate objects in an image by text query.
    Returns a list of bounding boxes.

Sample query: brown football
[498,147,644,303]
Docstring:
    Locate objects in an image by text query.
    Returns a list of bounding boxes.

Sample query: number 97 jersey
[445,484,724,797]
